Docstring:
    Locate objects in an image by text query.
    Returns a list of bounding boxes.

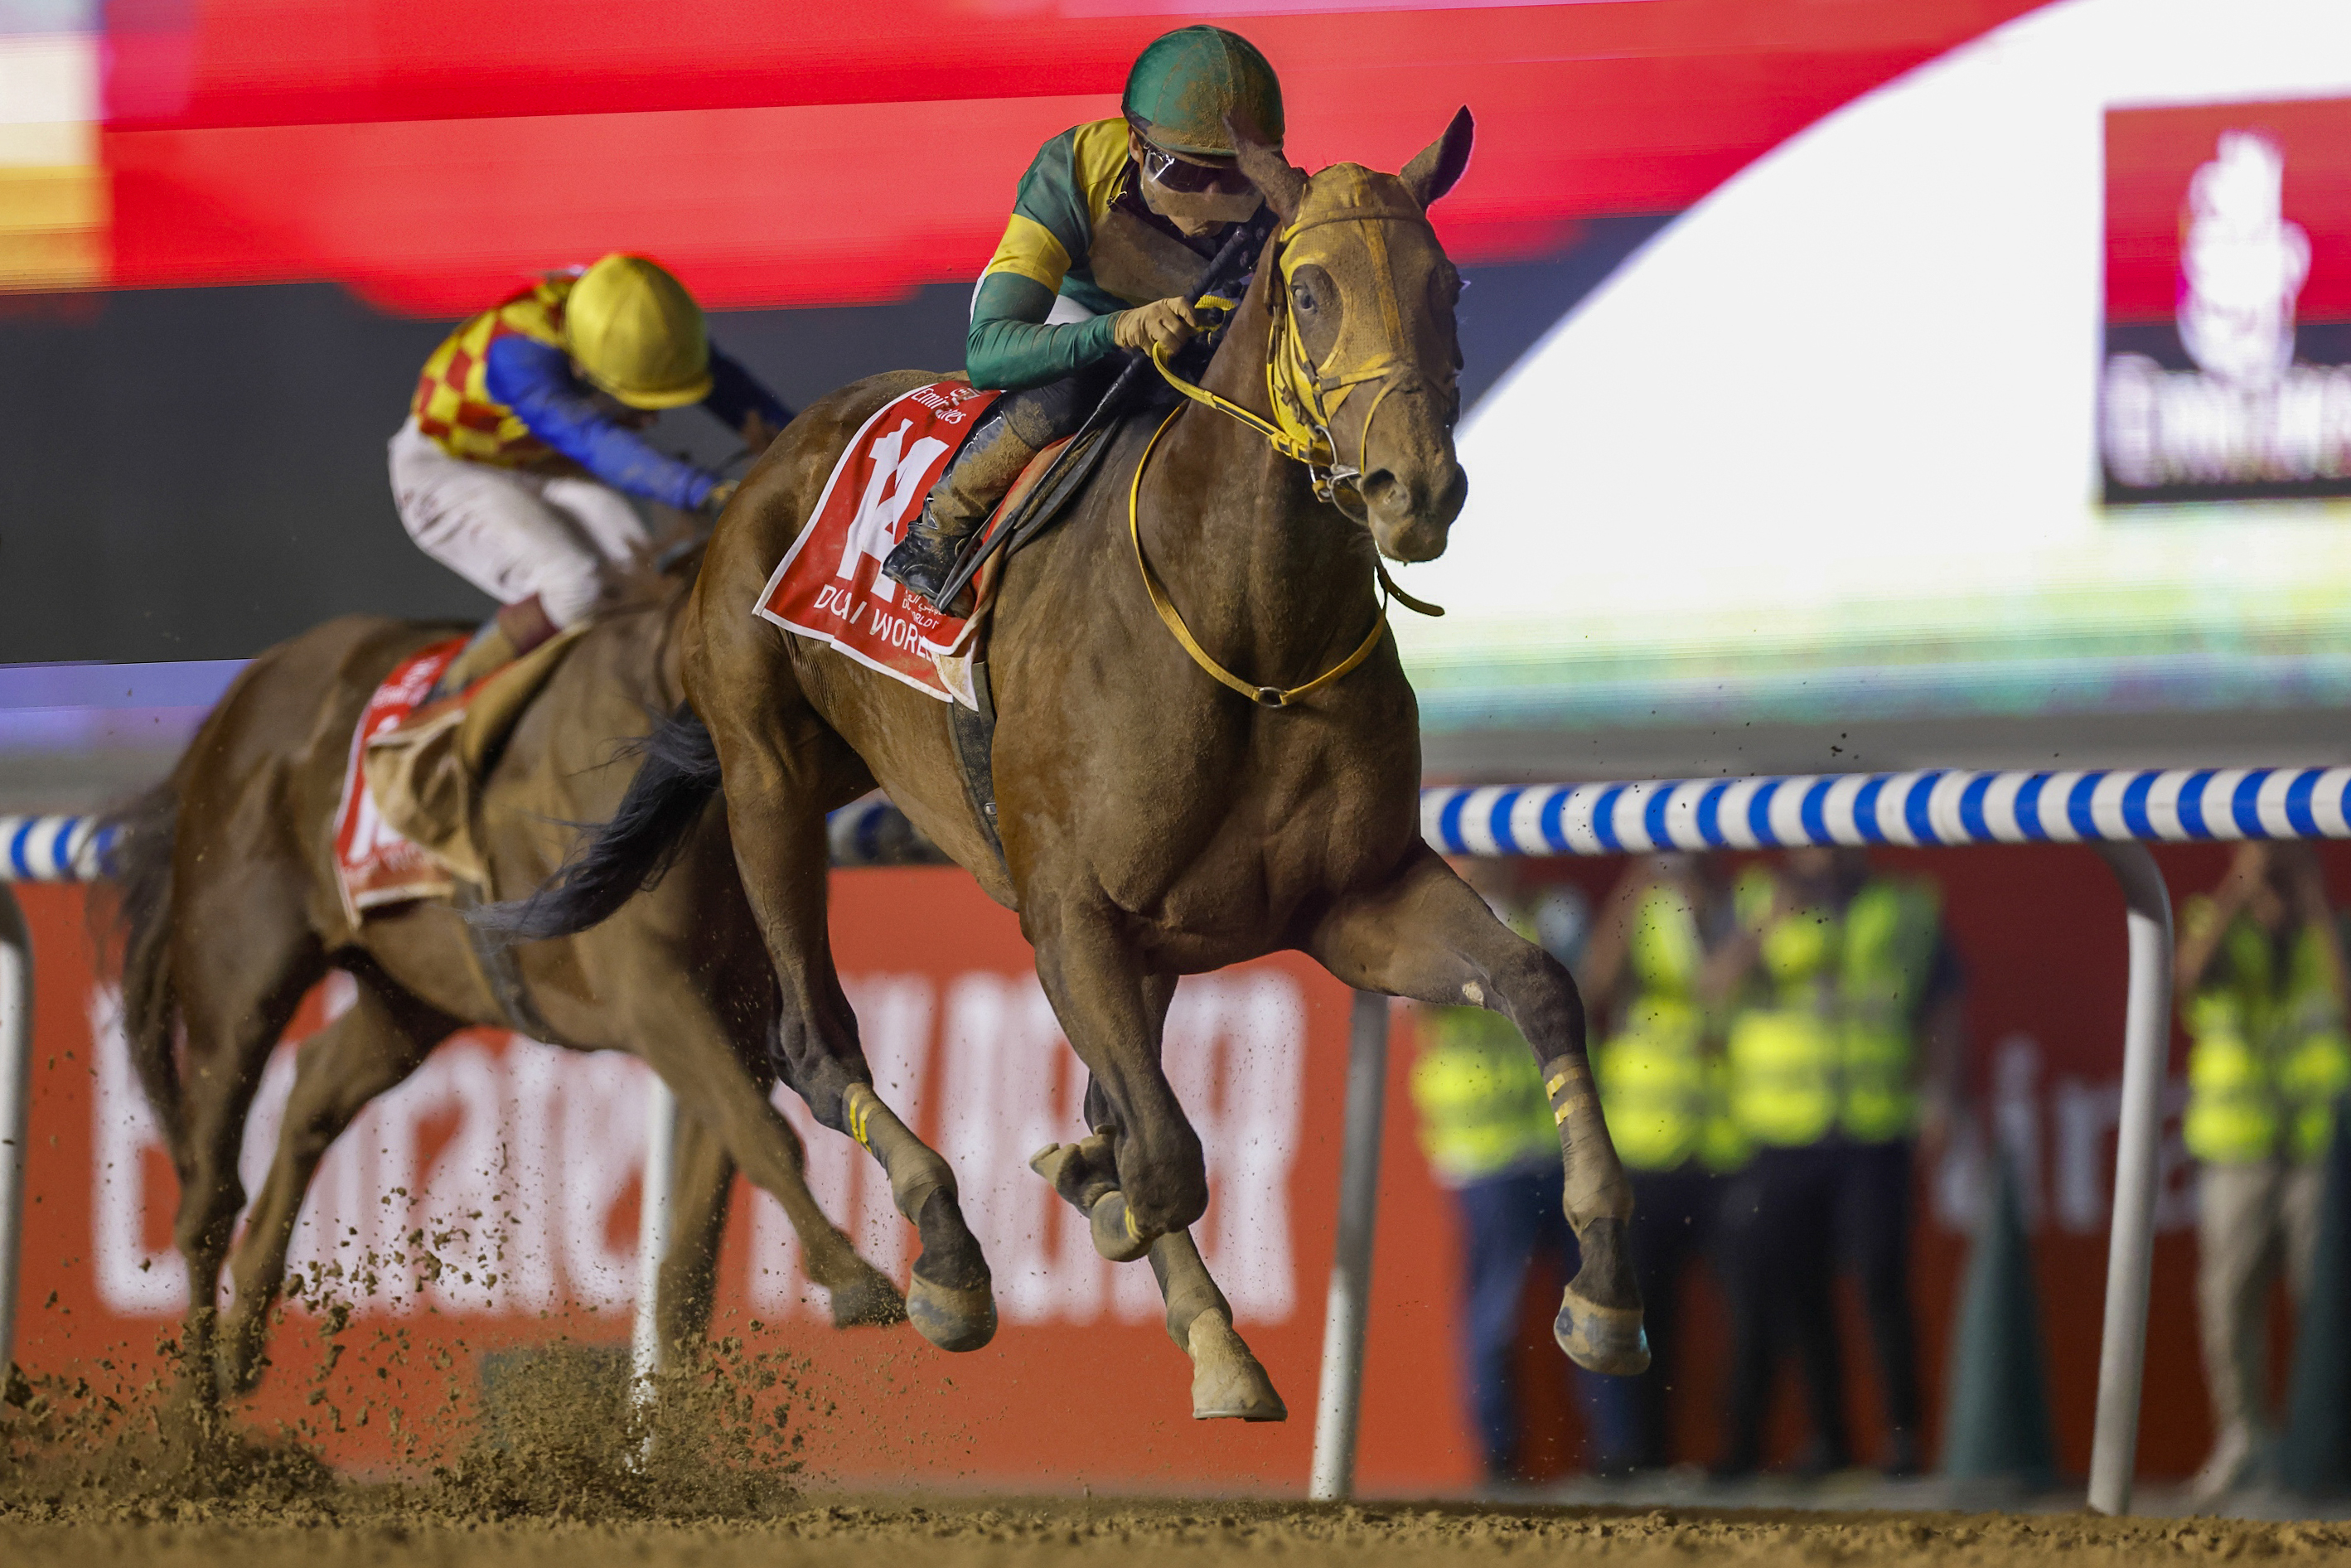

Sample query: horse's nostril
[1359,470,1398,505]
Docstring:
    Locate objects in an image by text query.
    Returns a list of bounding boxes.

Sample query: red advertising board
[4,843,2313,1487]
[8,869,1479,1490]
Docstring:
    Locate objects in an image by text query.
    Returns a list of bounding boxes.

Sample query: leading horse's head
[1232,109,1474,564]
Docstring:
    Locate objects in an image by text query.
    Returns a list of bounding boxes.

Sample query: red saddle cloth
[754,380,1011,706]
[331,636,466,918]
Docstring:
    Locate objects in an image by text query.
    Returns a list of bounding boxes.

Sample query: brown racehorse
[491,112,1648,1420]
[108,572,903,1404]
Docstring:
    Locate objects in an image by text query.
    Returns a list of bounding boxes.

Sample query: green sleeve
[1009,133,1092,278]
[965,272,1123,392]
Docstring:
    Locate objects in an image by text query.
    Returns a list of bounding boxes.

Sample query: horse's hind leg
[700,725,993,1352]
[216,971,451,1395]
[653,1107,736,1353]
[167,875,328,1397]
[1307,843,1649,1377]
[605,972,906,1334]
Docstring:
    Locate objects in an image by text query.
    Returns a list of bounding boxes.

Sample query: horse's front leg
[1309,844,1651,1376]
[1030,1124,1286,1422]
[1024,907,1291,1413]
[1027,912,1206,1241]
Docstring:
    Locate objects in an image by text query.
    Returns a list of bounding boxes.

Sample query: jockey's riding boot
[424,594,557,705]
[882,416,1040,617]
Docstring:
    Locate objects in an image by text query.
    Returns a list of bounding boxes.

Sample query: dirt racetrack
[4,1308,2335,1568]
[7,1498,2349,1568]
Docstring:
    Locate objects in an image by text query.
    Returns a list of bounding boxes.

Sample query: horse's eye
[1292,282,1316,312]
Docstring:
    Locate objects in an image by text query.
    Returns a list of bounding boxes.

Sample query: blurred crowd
[1409,844,2349,1494]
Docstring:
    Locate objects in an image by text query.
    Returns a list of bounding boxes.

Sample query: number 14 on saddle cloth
[757,379,1076,711]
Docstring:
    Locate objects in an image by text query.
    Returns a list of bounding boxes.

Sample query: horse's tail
[471,703,722,944]
[104,776,186,1154]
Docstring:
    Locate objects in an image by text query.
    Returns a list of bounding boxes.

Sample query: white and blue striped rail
[18,767,2351,885]
[2,802,946,885]
[0,815,115,883]
[1420,767,2351,858]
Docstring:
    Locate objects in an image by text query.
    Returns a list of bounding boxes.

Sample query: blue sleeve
[703,347,793,433]
[483,336,716,510]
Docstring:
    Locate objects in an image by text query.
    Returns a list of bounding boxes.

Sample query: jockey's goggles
[1138,140,1255,197]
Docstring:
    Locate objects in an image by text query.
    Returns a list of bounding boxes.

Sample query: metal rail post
[0,885,31,1382]
[2087,842,2173,1517]
[630,1073,680,1407]
[1309,990,1391,1501]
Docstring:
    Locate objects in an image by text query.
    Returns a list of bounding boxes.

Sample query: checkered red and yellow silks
[409,275,573,466]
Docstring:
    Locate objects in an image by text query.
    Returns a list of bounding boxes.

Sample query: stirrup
[422,622,504,707]
[883,523,974,616]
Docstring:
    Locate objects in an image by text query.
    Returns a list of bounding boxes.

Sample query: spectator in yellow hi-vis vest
[1407,858,1600,1483]
[2175,842,2351,1504]
[1577,852,1745,1474]
[1710,848,1962,1481]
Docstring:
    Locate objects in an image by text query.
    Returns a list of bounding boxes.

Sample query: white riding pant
[388,417,651,629]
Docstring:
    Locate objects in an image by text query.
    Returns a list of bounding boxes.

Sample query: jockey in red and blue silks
[391,252,791,694]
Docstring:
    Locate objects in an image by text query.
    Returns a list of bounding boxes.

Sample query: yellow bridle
[1149,199,1435,501]
[1130,195,1447,709]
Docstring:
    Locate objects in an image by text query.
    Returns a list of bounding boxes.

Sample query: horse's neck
[1140,259,1378,680]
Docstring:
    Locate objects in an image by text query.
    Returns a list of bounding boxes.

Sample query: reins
[1128,408,1394,709]
[1129,196,1445,709]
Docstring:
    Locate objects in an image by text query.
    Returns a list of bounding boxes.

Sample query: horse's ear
[1401,107,1475,209]
[1226,113,1306,223]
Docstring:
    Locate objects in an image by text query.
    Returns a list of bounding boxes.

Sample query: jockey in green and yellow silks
[881,25,1284,612]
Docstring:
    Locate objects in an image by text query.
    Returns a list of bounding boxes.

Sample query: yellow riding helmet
[562,254,713,409]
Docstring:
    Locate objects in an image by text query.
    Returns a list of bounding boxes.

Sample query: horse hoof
[212,1349,259,1400]
[1186,1310,1286,1421]
[825,1262,909,1329]
[1087,1191,1153,1264]
[210,1318,268,1399]
[1553,1287,1651,1376]
[907,1274,997,1353]
[1028,1140,1083,1190]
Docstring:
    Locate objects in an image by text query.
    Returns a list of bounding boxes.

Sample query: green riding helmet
[1121,25,1284,157]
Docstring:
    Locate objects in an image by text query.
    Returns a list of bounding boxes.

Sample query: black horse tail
[471,704,722,943]
[104,777,186,1155]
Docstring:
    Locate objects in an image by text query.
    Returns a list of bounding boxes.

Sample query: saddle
[337,627,585,922]
[752,379,1118,712]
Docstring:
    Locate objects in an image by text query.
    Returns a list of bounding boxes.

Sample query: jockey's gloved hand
[1114,297,1202,356]
[699,478,740,520]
